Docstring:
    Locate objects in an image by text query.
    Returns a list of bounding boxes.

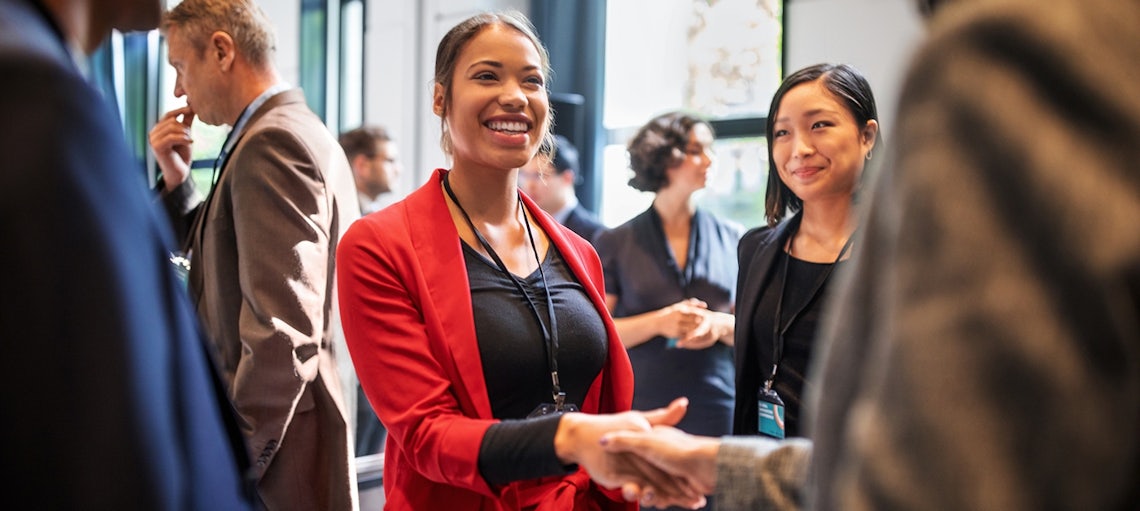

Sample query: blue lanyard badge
[757,385,786,439]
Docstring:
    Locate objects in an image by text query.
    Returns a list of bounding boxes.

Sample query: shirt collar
[222,82,291,156]
[552,195,579,224]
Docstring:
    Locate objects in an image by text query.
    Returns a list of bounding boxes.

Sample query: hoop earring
[865,150,873,161]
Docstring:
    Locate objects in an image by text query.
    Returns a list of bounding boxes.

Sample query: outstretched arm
[600,428,811,511]
[558,398,705,508]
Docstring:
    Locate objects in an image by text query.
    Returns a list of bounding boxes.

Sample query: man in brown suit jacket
[149,1,360,509]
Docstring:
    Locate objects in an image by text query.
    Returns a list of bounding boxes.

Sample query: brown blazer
[164,89,360,510]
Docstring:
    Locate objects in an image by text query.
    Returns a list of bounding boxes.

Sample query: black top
[464,242,608,485]
[594,206,742,436]
[743,252,841,437]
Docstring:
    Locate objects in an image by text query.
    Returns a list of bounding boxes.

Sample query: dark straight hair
[763,63,880,226]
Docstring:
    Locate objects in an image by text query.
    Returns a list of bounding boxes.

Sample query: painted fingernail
[622,487,638,502]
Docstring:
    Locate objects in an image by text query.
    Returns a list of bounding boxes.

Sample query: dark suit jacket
[163,89,359,509]
[562,203,607,244]
[0,0,252,508]
[732,213,799,435]
[336,169,636,511]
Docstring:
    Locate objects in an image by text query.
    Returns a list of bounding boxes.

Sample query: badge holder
[527,390,580,418]
[757,380,786,439]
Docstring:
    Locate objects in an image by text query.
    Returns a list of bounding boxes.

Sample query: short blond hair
[162,0,276,68]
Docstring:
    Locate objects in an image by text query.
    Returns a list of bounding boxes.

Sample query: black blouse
[744,252,843,437]
[463,242,608,485]
[594,206,742,436]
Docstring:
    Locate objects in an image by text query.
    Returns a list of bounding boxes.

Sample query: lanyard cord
[442,172,567,409]
[766,226,856,391]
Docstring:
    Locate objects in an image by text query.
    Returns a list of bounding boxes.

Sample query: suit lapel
[185,91,302,300]
[735,213,800,369]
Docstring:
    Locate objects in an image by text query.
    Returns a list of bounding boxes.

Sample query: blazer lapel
[187,90,302,255]
[409,170,494,418]
[735,213,800,375]
[533,197,602,308]
[527,193,633,412]
[185,90,302,321]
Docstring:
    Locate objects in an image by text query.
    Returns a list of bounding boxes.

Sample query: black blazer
[732,213,801,434]
[563,204,607,245]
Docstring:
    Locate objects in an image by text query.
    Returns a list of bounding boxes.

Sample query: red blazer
[337,169,636,510]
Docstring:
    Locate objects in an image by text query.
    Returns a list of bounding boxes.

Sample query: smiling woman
[733,63,880,440]
[334,10,698,511]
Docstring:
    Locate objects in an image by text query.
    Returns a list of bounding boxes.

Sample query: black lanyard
[442,172,568,411]
[765,227,856,391]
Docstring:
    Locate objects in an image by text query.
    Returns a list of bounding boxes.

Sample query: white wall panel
[785,0,925,133]
[261,0,301,89]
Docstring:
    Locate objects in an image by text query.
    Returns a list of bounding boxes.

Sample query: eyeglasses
[517,170,548,183]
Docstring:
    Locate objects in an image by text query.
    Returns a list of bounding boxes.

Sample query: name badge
[757,387,786,439]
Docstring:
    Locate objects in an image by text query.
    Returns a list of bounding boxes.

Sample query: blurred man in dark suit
[519,134,607,243]
[0,0,253,508]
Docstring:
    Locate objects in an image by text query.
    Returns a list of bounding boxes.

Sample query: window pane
[600,137,768,229]
[158,40,229,192]
[300,0,329,120]
[599,144,654,227]
[601,0,781,230]
[339,0,365,131]
[603,0,783,128]
[696,136,768,229]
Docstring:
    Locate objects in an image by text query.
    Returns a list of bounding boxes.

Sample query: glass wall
[601,0,783,230]
[339,0,366,132]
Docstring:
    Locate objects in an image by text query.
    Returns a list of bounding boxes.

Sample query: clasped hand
[599,424,720,509]
[661,298,728,350]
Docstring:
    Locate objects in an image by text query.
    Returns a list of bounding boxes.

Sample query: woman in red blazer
[336,10,697,510]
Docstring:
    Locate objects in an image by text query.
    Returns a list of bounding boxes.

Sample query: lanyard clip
[551,371,567,411]
[763,366,779,392]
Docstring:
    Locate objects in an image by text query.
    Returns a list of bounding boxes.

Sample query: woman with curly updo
[594,112,742,459]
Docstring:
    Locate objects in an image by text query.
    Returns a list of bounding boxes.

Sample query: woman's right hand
[554,398,706,508]
[657,298,707,340]
[608,296,709,349]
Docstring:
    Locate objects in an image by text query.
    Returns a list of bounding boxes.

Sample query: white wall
[261,0,301,88]
[363,0,527,198]
[365,0,418,194]
[785,0,926,134]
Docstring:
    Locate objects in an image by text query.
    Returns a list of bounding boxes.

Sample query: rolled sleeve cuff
[715,436,812,511]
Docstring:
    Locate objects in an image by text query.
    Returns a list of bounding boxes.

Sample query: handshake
[554,397,722,509]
